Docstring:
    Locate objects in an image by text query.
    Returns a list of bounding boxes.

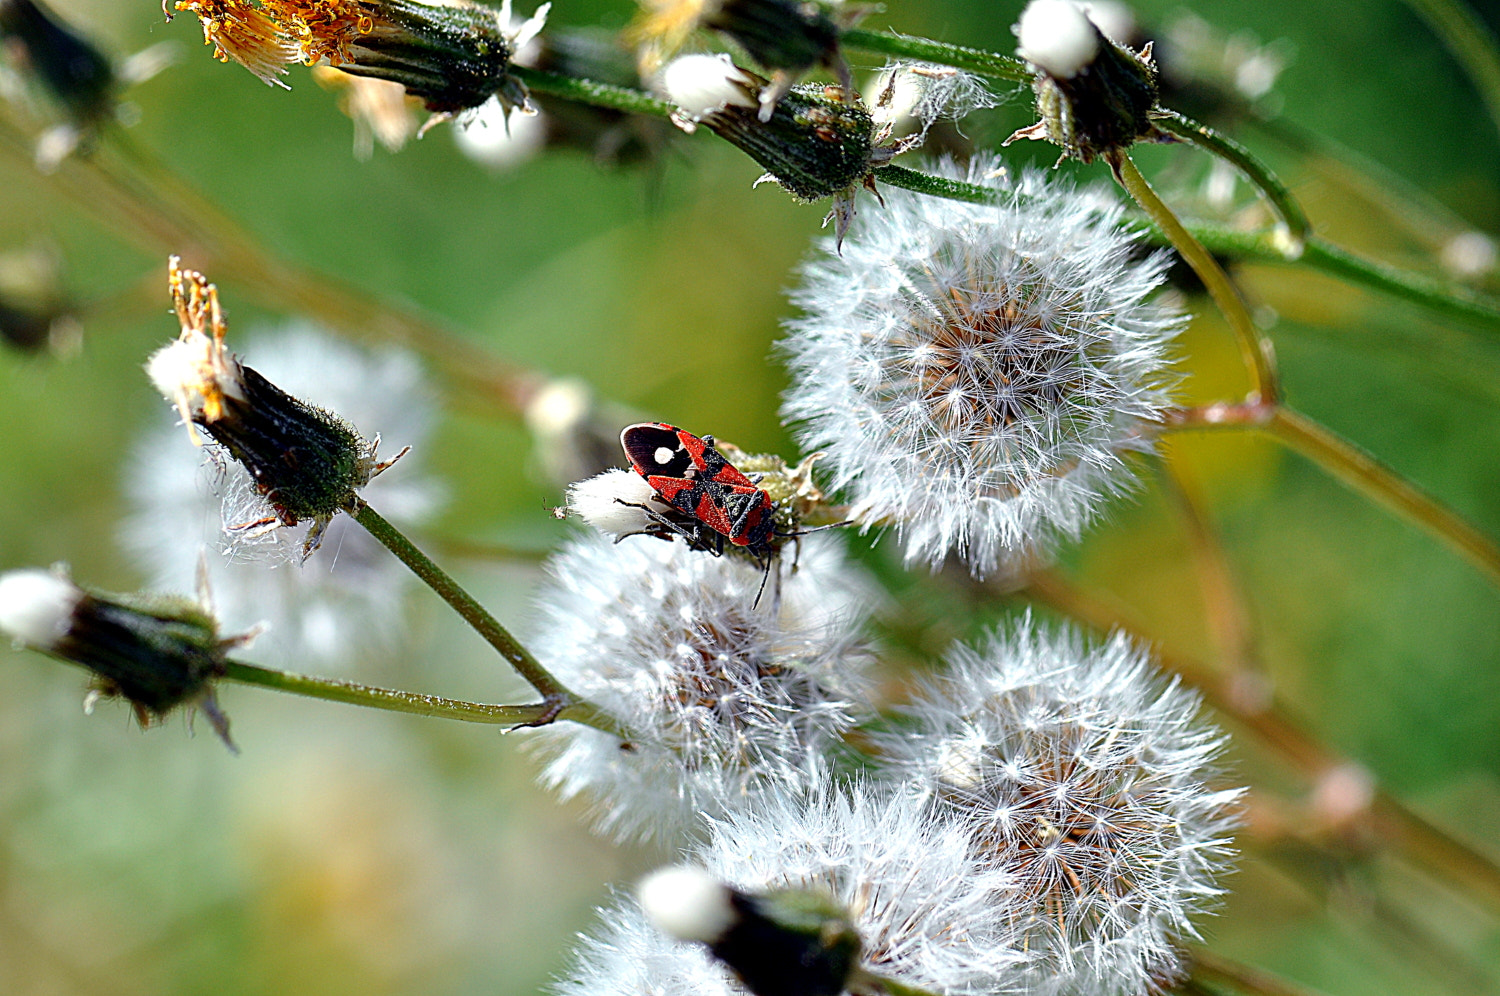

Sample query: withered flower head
[145,257,406,556]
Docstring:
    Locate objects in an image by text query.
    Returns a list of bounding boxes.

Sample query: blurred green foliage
[0,0,1498,994]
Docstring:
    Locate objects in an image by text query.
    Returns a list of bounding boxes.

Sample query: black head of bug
[621,423,696,478]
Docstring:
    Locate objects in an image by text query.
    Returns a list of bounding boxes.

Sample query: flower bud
[0,568,249,749]
[0,0,115,126]
[171,0,547,114]
[639,866,862,996]
[146,257,405,555]
[1007,0,1163,163]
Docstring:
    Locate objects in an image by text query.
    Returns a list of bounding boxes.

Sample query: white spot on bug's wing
[654,446,675,466]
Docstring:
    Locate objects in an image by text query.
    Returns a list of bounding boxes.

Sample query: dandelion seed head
[528,530,874,842]
[781,156,1183,577]
[874,617,1241,996]
[124,324,441,667]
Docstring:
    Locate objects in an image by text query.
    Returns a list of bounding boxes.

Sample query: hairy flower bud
[1007,0,1164,163]
[0,567,252,749]
[0,0,115,125]
[146,257,406,557]
[639,865,863,996]
[171,0,547,114]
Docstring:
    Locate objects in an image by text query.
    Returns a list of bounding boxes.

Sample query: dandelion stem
[1107,149,1279,405]
[511,65,1500,335]
[839,28,1033,83]
[221,660,568,726]
[1399,0,1500,144]
[350,503,618,732]
[1148,109,1312,252]
[1266,406,1500,587]
[1187,948,1329,996]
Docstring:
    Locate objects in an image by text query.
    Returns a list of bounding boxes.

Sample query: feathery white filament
[639,866,737,944]
[0,569,80,649]
[1016,0,1100,78]
[781,157,1183,578]
[660,54,758,121]
[567,469,662,536]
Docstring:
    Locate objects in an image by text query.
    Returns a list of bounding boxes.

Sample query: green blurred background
[1,0,1499,993]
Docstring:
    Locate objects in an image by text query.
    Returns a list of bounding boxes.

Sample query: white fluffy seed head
[638,866,738,944]
[0,569,81,649]
[1016,0,1100,78]
[660,53,758,121]
[567,469,660,536]
[145,331,247,420]
[873,616,1242,996]
[527,530,874,842]
[781,156,1184,578]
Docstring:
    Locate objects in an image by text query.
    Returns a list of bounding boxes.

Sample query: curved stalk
[222,660,586,727]
[1400,0,1500,144]
[1265,407,1500,587]
[1108,149,1279,405]
[839,28,1032,83]
[350,502,613,730]
[1149,109,1311,253]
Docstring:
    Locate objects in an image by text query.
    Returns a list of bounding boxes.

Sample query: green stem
[510,64,675,117]
[1400,0,1500,144]
[222,660,561,726]
[1187,949,1328,996]
[1108,149,1279,405]
[1149,109,1311,253]
[350,503,582,718]
[512,69,1500,335]
[839,28,1032,84]
[1264,407,1500,588]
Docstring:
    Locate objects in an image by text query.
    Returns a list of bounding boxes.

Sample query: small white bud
[1016,0,1100,79]
[454,95,547,170]
[566,469,659,536]
[0,569,80,650]
[1081,1,1135,43]
[660,54,758,123]
[1441,230,1497,279]
[638,866,737,944]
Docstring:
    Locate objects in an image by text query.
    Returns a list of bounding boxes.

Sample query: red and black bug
[619,422,777,563]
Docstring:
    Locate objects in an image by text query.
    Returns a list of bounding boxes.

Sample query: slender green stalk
[1187,949,1328,996]
[511,65,675,117]
[1108,149,1279,405]
[1265,407,1500,587]
[1400,0,1500,143]
[873,163,998,204]
[1149,109,1311,253]
[840,28,1032,84]
[350,503,577,717]
[1176,222,1500,333]
[222,660,562,726]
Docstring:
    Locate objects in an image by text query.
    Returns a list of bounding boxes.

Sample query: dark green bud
[0,0,116,126]
[702,0,839,78]
[704,82,874,202]
[0,569,243,749]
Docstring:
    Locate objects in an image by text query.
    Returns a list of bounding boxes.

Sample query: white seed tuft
[638,866,737,944]
[567,469,660,536]
[1016,0,1100,79]
[0,569,80,650]
[454,95,548,170]
[781,156,1184,577]
[660,54,758,123]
